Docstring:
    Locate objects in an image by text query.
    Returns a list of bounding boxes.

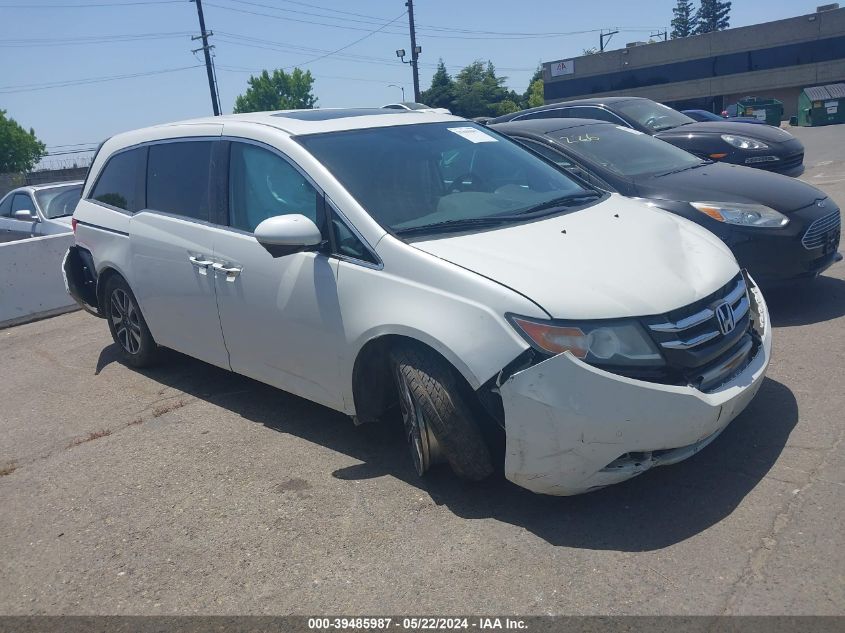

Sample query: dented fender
[499,280,772,496]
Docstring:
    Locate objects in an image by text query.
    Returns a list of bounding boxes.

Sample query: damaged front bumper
[499,279,772,496]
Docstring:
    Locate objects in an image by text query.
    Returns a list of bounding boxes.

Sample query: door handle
[212,262,242,280]
[189,255,214,268]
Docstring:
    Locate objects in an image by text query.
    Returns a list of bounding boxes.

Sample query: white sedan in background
[0,181,83,241]
[381,101,451,114]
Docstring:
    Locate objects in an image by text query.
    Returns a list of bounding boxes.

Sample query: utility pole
[191,0,220,116]
[406,0,420,102]
[599,28,619,52]
[650,29,668,41]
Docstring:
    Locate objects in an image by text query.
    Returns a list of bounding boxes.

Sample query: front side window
[614,99,694,132]
[147,141,212,220]
[517,138,574,167]
[297,122,597,237]
[228,142,320,233]
[11,193,36,214]
[35,185,82,219]
[90,147,145,212]
[551,124,704,177]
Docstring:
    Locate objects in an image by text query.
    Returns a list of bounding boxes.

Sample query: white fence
[0,233,78,328]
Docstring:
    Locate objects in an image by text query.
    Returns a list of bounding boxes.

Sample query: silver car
[0,181,83,241]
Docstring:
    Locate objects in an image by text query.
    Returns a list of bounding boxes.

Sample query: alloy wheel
[110,288,142,355]
[395,369,442,476]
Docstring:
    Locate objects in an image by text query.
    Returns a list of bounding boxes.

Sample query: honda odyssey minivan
[63,109,771,495]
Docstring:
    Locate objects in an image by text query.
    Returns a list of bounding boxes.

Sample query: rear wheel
[390,343,494,481]
[104,275,159,368]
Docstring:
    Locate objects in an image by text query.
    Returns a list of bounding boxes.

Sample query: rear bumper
[499,278,771,496]
[61,245,101,317]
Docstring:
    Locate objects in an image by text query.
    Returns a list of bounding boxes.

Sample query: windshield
[615,100,695,132]
[297,122,595,235]
[551,125,705,178]
[34,184,82,218]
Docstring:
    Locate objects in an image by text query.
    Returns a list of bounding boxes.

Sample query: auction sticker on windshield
[448,127,497,143]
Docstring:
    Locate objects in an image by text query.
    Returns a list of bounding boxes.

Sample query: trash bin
[797,84,845,127]
[735,96,784,126]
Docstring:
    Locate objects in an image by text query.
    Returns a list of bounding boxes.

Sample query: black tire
[103,275,159,368]
[390,342,494,481]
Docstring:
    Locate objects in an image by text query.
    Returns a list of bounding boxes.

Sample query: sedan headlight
[721,134,769,150]
[690,201,789,228]
[509,316,664,366]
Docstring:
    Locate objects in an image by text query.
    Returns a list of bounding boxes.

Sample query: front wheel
[390,343,494,481]
[104,275,159,368]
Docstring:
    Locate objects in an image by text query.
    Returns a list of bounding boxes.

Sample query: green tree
[233,68,317,113]
[520,66,543,108]
[526,79,545,108]
[0,110,46,173]
[695,0,731,34]
[671,0,697,38]
[451,61,511,118]
[420,59,456,111]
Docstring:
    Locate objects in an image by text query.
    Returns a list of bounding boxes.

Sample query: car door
[211,139,345,410]
[127,135,230,370]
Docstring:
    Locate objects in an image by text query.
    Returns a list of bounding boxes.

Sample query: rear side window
[147,141,213,221]
[90,147,145,212]
[0,194,14,216]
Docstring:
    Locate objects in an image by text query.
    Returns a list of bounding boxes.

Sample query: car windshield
[551,125,705,178]
[615,100,695,132]
[297,122,597,236]
[34,184,82,218]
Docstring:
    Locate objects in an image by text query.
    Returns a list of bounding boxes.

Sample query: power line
[0,32,193,47]
[0,64,204,94]
[0,1,182,7]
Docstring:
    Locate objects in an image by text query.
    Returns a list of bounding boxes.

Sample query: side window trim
[326,197,383,270]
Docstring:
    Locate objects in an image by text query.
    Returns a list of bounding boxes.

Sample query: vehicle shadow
[97,345,798,552]
[764,273,845,327]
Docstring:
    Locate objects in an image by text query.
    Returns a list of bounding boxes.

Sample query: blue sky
[0,0,819,161]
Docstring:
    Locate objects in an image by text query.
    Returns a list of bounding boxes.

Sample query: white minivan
[63,109,771,495]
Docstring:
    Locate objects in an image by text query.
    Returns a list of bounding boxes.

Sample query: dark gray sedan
[491,118,840,284]
[489,97,805,177]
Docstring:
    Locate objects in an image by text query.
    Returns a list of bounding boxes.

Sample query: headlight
[508,316,664,366]
[690,201,789,228]
[721,134,769,150]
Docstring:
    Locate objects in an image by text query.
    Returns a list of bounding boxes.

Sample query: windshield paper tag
[447,127,497,143]
[616,126,643,135]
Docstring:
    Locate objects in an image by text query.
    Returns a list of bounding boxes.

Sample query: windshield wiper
[654,161,710,177]
[512,192,603,216]
[394,216,514,236]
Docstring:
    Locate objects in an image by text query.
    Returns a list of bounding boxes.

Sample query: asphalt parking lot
[1,125,844,616]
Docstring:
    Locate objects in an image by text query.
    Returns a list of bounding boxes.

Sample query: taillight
[72,218,77,234]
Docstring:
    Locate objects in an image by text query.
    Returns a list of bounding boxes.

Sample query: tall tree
[420,59,456,111]
[671,0,697,38]
[233,68,317,113]
[526,79,545,108]
[0,110,46,173]
[695,0,731,34]
[451,61,512,118]
[521,66,543,108]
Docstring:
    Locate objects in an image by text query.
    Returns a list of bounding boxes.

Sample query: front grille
[641,275,756,391]
[762,151,803,172]
[802,209,841,250]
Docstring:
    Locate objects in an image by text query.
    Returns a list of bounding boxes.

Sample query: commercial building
[542,5,845,119]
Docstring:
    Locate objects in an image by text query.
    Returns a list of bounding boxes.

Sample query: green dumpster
[735,96,784,126]
[797,84,845,127]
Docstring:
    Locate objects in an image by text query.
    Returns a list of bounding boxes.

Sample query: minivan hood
[657,121,798,144]
[634,161,824,213]
[412,195,739,320]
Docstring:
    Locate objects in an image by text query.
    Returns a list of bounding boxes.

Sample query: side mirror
[254,214,322,257]
[14,209,37,222]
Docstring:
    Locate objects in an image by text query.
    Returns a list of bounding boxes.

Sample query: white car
[382,101,451,114]
[0,181,82,241]
[63,108,771,495]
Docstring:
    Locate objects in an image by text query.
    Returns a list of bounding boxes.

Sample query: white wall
[0,233,78,328]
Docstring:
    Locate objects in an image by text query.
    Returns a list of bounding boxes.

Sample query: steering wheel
[449,172,487,192]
